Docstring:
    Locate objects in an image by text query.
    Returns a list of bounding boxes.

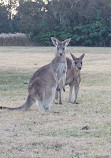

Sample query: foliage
[0,4,10,33]
[71,22,110,46]
[0,0,111,46]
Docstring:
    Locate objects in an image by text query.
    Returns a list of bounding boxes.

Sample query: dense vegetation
[0,0,111,46]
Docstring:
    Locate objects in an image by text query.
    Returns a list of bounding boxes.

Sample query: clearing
[0,46,111,158]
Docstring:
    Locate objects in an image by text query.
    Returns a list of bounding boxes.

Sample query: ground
[0,46,111,158]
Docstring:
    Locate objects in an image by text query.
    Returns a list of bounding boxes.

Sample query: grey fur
[0,37,71,113]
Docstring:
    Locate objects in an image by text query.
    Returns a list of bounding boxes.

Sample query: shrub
[0,33,35,46]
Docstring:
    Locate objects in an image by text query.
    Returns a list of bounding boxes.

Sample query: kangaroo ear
[70,53,76,61]
[63,38,71,47]
[80,53,85,60]
[51,37,60,46]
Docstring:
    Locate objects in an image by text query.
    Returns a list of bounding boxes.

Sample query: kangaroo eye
[75,62,77,65]
[81,62,82,65]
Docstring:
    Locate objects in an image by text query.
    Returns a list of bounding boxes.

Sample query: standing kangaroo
[0,37,71,113]
[55,53,85,104]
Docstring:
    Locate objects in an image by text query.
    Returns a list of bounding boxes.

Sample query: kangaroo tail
[0,95,35,111]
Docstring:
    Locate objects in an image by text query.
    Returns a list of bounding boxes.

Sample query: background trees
[0,4,10,33]
[0,0,111,46]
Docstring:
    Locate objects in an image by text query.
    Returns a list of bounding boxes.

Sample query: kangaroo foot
[73,101,79,104]
[54,101,58,104]
[45,107,50,111]
[59,101,62,104]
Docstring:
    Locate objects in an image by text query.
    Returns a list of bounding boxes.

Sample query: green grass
[0,69,30,101]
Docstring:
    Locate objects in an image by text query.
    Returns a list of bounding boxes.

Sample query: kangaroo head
[51,37,71,57]
[70,53,85,70]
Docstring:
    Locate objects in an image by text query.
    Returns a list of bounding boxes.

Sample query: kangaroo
[55,53,85,104]
[0,37,71,113]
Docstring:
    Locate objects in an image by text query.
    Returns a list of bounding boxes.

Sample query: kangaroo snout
[78,67,81,70]
[60,53,62,56]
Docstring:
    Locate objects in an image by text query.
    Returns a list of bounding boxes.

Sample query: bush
[0,33,35,46]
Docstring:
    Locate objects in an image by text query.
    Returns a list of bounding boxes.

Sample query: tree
[0,4,10,33]
[15,0,45,32]
[1,0,111,46]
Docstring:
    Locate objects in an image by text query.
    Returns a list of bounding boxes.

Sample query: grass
[0,46,111,158]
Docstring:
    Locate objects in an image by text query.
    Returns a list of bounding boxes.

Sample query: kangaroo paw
[63,87,65,92]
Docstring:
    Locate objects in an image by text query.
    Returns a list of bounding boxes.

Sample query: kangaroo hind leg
[74,86,79,104]
[68,84,73,103]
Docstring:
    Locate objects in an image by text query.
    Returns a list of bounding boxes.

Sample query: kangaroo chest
[51,57,67,83]
[58,63,66,72]
[57,63,67,77]
[66,69,81,85]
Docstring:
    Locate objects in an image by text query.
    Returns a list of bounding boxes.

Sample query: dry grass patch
[0,33,34,46]
[0,47,111,158]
